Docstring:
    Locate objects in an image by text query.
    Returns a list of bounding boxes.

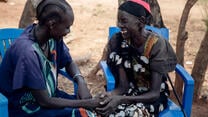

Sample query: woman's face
[117,10,142,41]
[50,11,74,41]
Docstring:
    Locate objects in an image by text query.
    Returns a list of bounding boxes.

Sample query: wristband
[73,73,83,81]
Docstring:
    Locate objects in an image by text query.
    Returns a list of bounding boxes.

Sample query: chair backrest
[145,25,169,40]
[0,28,23,117]
[0,28,24,63]
[108,25,169,40]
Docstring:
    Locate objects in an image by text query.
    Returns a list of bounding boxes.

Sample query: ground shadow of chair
[100,26,194,117]
[0,28,77,117]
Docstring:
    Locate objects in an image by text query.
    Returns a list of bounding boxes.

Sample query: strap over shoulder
[143,34,158,59]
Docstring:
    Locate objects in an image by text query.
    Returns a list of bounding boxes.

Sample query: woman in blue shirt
[0,0,101,116]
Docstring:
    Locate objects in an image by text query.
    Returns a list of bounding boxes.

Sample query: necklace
[40,41,49,58]
[40,42,48,51]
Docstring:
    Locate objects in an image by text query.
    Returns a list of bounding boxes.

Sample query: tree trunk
[118,0,126,6]
[144,0,166,28]
[19,0,37,28]
[175,0,198,98]
[191,23,208,101]
[87,0,166,78]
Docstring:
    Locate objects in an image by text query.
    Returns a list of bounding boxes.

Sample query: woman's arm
[108,66,129,95]
[31,89,99,109]
[121,71,163,104]
[96,71,163,116]
[65,61,92,99]
[106,35,129,95]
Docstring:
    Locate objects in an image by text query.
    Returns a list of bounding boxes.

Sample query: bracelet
[72,73,83,81]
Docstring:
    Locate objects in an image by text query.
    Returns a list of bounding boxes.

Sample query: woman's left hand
[96,95,121,117]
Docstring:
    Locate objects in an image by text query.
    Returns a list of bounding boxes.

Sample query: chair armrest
[175,64,194,117]
[58,68,78,95]
[100,61,115,91]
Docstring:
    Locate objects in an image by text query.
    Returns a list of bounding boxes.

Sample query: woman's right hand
[95,95,122,117]
[95,92,112,99]
[88,96,107,109]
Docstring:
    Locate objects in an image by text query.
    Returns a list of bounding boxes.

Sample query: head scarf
[119,0,151,18]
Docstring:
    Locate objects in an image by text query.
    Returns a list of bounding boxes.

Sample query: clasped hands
[94,92,122,117]
[75,77,121,116]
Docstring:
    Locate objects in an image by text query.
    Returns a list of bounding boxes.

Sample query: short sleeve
[149,38,177,73]
[57,40,72,69]
[12,51,46,90]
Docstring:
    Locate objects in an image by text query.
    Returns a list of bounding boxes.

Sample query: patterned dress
[107,32,177,117]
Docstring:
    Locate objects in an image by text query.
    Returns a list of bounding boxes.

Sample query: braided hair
[36,0,73,25]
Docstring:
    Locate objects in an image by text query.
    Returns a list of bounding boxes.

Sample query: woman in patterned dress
[96,0,177,117]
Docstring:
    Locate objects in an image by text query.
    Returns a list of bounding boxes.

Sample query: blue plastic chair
[0,28,77,117]
[100,26,194,117]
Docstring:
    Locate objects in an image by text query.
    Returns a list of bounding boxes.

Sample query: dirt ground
[0,0,208,116]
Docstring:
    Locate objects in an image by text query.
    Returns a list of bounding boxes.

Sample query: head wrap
[119,0,151,18]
